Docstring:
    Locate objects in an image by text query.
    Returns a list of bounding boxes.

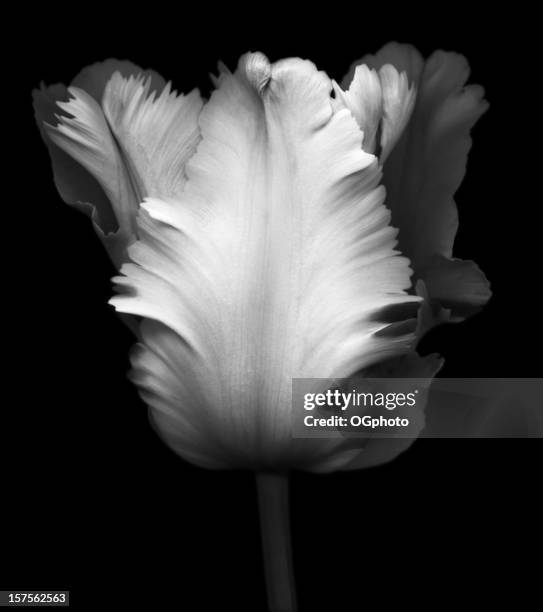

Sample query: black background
[4,8,541,611]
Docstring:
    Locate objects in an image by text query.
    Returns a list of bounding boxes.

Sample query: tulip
[34,45,489,611]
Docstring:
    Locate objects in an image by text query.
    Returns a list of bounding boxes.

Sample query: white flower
[33,46,489,472]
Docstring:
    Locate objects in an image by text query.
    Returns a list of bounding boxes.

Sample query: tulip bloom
[34,44,489,611]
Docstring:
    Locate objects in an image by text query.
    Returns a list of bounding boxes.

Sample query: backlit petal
[36,62,202,268]
[346,43,490,330]
[423,256,491,320]
[332,65,382,154]
[336,63,415,161]
[33,83,118,235]
[71,59,166,103]
[102,73,203,200]
[110,53,420,470]
[378,64,416,161]
[46,86,140,240]
[33,59,166,245]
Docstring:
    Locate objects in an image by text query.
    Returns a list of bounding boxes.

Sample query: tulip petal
[132,320,239,469]
[339,351,443,470]
[423,256,491,320]
[333,63,415,162]
[110,53,420,469]
[136,319,369,470]
[44,86,140,243]
[102,73,203,200]
[342,43,425,89]
[414,280,449,339]
[377,64,416,161]
[33,83,118,234]
[332,65,382,154]
[70,59,166,103]
[33,59,167,236]
[34,60,201,269]
[344,43,490,329]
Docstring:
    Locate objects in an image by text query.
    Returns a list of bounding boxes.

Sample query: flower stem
[257,472,298,612]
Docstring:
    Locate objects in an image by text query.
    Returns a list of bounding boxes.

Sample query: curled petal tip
[243,52,272,92]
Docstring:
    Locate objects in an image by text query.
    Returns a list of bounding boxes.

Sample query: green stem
[256,472,298,612]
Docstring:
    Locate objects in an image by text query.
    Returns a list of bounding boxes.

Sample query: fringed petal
[111,52,419,469]
[102,73,203,199]
[71,59,166,102]
[45,86,140,239]
[33,60,200,269]
[332,65,382,154]
[344,42,490,331]
[378,64,416,161]
[33,83,118,234]
[334,63,415,161]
